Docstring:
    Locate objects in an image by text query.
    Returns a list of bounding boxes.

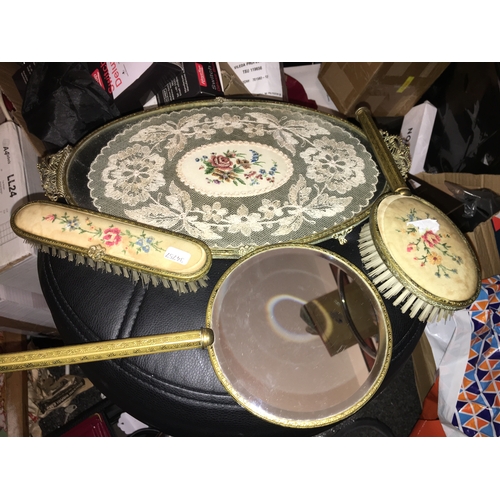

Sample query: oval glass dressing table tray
[39,98,408,258]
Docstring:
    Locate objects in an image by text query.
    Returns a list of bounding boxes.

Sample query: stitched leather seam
[115,358,233,404]
[116,284,146,340]
[108,361,237,408]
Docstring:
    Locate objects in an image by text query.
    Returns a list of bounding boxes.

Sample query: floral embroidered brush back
[88,102,380,256]
[12,202,210,280]
[377,195,479,302]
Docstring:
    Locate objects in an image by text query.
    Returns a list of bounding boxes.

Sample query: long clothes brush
[11,201,212,293]
[355,107,480,322]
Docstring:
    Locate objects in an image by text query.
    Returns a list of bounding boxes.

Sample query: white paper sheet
[227,62,283,98]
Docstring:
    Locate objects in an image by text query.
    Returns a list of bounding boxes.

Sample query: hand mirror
[0,244,391,428]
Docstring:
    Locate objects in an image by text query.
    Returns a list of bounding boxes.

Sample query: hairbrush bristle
[358,224,452,323]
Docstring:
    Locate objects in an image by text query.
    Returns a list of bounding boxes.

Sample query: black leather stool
[38,223,425,436]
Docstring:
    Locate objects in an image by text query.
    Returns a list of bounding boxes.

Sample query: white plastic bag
[434,309,473,437]
[426,276,500,436]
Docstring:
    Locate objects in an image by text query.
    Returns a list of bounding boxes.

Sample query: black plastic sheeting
[421,62,500,174]
[22,63,121,152]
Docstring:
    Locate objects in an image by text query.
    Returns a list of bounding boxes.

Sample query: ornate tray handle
[380,129,411,183]
[37,145,73,201]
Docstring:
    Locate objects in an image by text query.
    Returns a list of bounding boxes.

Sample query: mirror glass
[209,245,391,427]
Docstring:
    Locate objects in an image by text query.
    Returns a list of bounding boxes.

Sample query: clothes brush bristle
[26,240,207,294]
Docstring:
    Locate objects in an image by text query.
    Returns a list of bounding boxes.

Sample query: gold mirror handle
[0,328,214,373]
[37,145,73,201]
[355,106,411,196]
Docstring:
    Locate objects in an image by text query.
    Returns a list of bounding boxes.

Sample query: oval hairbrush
[355,107,480,322]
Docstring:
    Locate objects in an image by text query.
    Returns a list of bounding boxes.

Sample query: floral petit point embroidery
[134,237,153,253]
[102,227,122,247]
[197,148,280,187]
[65,217,79,231]
[397,208,462,278]
[429,252,442,265]
[235,158,251,168]
[422,230,441,248]
[43,212,166,258]
[250,149,260,163]
[210,154,233,170]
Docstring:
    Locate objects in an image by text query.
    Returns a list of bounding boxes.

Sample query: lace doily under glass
[87,102,380,256]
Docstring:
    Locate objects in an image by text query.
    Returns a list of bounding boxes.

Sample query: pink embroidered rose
[44,214,56,222]
[209,155,233,170]
[422,230,440,247]
[102,227,122,246]
[407,243,417,252]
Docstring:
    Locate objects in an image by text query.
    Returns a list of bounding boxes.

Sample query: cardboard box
[318,62,449,117]
[152,62,223,106]
[416,172,500,197]
[0,284,56,330]
[88,62,183,114]
[467,216,500,280]
[0,120,38,269]
[416,172,500,279]
[0,114,46,271]
[0,316,56,336]
[0,63,46,157]
[0,95,55,331]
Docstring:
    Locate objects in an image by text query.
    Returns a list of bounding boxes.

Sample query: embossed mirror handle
[355,106,411,196]
[0,328,214,373]
[37,145,73,201]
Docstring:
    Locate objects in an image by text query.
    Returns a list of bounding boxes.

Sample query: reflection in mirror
[209,246,390,426]
[300,265,379,359]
